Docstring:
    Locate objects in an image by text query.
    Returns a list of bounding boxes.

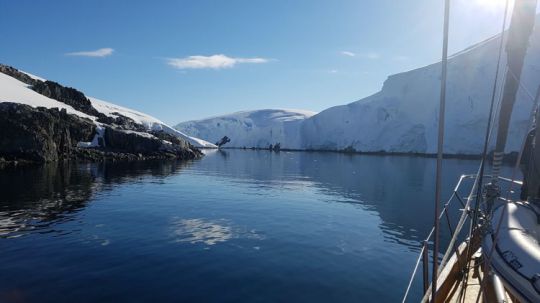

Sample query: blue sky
[0,0,518,124]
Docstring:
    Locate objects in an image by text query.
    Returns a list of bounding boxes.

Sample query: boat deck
[445,250,514,303]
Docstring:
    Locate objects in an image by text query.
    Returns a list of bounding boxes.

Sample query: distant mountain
[176,25,540,154]
[0,65,214,164]
[175,109,316,149]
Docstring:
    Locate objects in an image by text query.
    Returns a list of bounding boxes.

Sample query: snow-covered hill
[175,109,316,149]
[0,70,215,148]
[88,97,215,148]
[177,25,540,154]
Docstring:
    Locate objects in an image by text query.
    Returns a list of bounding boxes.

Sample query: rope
[507,67,538,103]
[402,176,474,302]
[432,0,451,300]
[402,245,426,303]
[459,0,511,298]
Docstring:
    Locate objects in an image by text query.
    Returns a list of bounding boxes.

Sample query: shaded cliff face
[0,65,204,164]
[0,103,95,162]
[0,103,203,164]
[32,80,102,117]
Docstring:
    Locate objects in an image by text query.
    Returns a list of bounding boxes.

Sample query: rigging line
[507,67,538,103]
[409,177,470,302]
[442,58,508,281]
[418,175,481,302]
[402,244,426,303]
[459,0,510,298]
[432,0,451,301]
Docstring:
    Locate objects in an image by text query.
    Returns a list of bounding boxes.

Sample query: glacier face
[302,30,540,154]
[176,109,316,149]
[177,26,540,155]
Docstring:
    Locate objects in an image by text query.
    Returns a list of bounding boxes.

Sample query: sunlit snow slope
[176,109,316,149]
[0,72,215,148]
[178,25,540,154]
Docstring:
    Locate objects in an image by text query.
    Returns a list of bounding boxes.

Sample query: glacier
[176,26,540,155]
[176,109,316,149]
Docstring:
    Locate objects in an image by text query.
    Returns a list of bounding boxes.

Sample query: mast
[432,0,451,301]
[491,0,538,183]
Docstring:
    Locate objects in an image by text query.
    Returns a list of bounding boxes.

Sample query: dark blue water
[0,150,516,302]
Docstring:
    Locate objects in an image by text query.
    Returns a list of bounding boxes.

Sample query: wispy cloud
[329,69,338,74]
[167,54,269,70]
[340,51,356,57]
[340,50,380,60]
[66,48,114,57]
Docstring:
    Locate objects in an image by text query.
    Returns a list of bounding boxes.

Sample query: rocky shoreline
[0,64,203,167]
[0,103,202,167]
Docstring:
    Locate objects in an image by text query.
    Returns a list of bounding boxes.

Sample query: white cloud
[66,48,114,57]
[167,54,269,70]
[341,50,380,60]
[340,51,356,57]
[329,69,338,74]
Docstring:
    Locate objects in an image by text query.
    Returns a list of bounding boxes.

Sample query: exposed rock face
[32,80,102,117]
[97,112,147,132]
[0,102,95,162]
[0,64,204,165]
[102,128,200,159]
[0,103,202,165]
[0,64,37,86]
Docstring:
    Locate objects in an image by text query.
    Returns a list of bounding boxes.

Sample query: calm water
[0,150,517,302]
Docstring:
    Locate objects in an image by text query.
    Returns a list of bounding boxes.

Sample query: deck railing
[401,174,522,303]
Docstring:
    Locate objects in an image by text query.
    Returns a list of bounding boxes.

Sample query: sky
[0,0,525,124]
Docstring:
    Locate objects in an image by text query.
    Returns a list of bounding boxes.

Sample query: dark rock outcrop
[97,112,147,132]
[31,80,102,117]
[0,64,37,86]
[0,64,203,166]
[0,103,202,165]
[149,130,184,145]
[0,102,95,162]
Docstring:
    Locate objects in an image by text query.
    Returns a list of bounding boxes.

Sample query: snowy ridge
[89,97,216,148]
[0,71,215,148]
[0,72,94,119]
[176,109,316,149]
[177,25,540,154]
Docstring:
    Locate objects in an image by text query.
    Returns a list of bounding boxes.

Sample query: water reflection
[0,160,194,238]
[195,150,513,251]
[0,150,511,303]
[0,150,511,251]
[170,217,264,246]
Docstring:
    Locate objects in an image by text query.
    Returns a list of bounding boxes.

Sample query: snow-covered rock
[175,109,316,149]
[177,26,540,154]
[0,69,215,149]
[88,97,216,148]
